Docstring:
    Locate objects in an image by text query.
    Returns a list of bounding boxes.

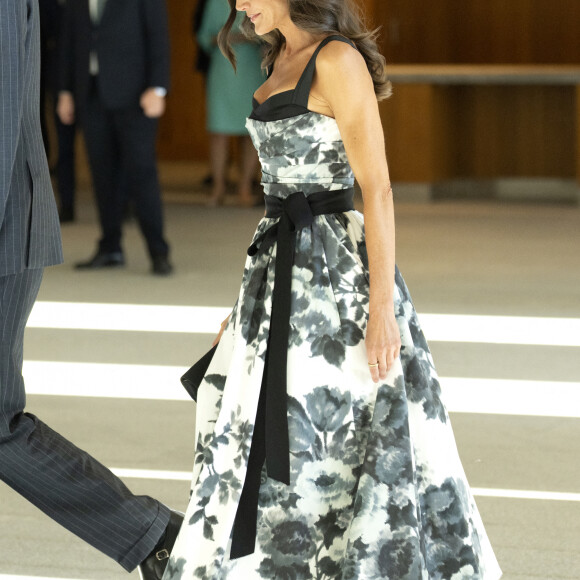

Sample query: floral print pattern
[164,104,501,579]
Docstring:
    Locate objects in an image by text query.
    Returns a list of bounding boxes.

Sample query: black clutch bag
[180,344,218,401]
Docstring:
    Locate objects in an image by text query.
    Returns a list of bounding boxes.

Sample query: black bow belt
[229,188,355,559]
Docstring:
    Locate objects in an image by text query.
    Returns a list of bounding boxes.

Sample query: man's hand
[140,88,166,118]
[57,92,75,125]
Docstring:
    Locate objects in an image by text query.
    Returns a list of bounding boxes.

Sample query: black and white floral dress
[165,36,502,580]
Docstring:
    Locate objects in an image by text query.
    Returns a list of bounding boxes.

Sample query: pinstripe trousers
[0,268,170,571]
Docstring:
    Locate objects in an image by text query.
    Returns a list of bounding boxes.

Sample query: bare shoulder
[313,37,374,110]
[316,38,369,81]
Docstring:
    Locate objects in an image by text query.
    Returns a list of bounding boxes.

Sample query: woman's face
[235,0,290,36]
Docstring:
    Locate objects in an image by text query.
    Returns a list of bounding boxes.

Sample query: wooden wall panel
[381,85,576,182]
[158,0,208,160]
[377,2,453,64]
[463,86,575,178]
[448,2,533,64]
[357,0,374,22]
[576,87,580,186]
[375,0,580,65]
[530,1,580,63]
[380,85,456,182]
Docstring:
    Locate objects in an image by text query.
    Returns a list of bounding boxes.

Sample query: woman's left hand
[365,310,401,383]
[212,314,231,347]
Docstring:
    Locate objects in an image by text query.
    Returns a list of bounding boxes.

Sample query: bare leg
[237,135,259,207]
[208,133,229,206]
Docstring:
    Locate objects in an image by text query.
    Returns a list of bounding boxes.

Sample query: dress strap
[292,34,357,107]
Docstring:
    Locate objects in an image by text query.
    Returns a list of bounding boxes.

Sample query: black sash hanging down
[229,188,355,559]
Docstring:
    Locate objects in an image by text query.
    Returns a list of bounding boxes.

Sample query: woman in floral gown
[164,0,502,578]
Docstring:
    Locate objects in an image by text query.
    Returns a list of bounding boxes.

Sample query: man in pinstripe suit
[0,2,181,578]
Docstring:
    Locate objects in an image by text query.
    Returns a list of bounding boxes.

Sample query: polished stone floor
[1,188,579,579]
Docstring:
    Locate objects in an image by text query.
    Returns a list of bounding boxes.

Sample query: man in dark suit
[39,0,78,223]
[57,0,173,275]
[0,2,181,577]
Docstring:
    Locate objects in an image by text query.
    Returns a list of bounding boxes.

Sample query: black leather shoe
[138,511,183,580]
[151,255,173,276]
[75,251,125,270]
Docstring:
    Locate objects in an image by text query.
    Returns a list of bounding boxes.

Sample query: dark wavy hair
[218,0,392,101]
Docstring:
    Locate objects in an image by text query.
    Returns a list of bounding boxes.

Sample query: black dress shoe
[75,251,125,270]
[138,511,183,580]
[151,255,173,276]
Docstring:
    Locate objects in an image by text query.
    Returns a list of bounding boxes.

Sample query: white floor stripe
[418,313,580,347]
[28,302,580,347]
[23,360,580,417]
[23,361,189,400]
[28,302,231,334]
[111,468,580,502]
[471,488,580,502]
[111,468,191,481]
[441,377,580,417]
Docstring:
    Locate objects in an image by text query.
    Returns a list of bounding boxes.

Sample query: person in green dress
[197,0,265,206]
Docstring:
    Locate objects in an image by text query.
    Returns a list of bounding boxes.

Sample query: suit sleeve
[143,0,171,91]
[0,0,25,228]
[56,0,74,93]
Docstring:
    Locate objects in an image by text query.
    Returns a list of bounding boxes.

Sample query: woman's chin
[252,17,272,36]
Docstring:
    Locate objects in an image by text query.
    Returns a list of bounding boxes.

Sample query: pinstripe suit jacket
[0,0,63,277]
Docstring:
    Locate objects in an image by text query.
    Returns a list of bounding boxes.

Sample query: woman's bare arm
[314,41,401,383]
